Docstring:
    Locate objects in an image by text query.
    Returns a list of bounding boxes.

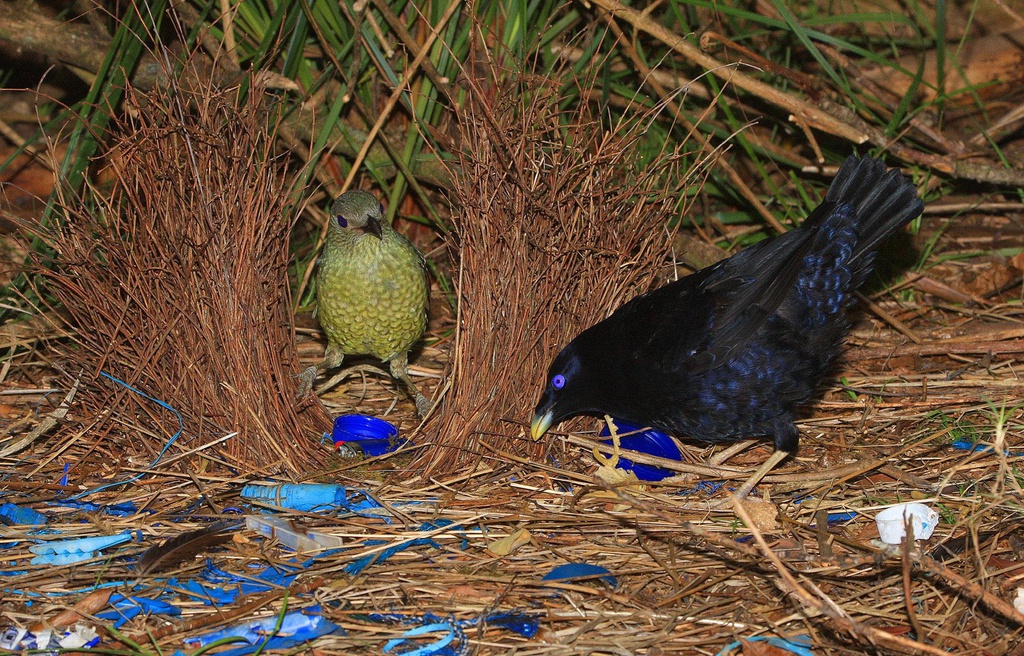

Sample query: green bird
[297,190,431,417]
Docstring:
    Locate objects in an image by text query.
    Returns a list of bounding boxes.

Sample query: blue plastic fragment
[951,439,1024,457]
[481,611,539,638]
[29,531,139,565]
[0,502,47,526]
[541,563,617,589]
[675,480,724,496]
[715,633,814,656]
[97,594,181,628]
[50,499,139,516]
[599,419,681,481]
[183,604,340,653]
[345,520,452,575]
[383,622,459,656]
[368,611,537,656]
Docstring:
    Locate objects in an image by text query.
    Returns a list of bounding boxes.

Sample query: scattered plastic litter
[330,413,409,457]
[0,502,46,526]
[1015,588,1024,615]
[0,623,101,652]
[182,604,340,654]
[245,515,345,554]
[541,563,617,589]
[875,502,939,544]
[599,419,681,481]
[715,633,814,656]
[29,531,140,566]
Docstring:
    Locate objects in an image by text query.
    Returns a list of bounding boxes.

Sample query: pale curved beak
[530,410,553,441]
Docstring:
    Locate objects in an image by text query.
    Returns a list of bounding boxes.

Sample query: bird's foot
[413,393,432,419]
[295,366,319,398]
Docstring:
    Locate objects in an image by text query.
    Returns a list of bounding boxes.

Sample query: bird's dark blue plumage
[531,157,923,484]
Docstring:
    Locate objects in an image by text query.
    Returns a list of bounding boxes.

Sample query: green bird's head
[330,190,385,239]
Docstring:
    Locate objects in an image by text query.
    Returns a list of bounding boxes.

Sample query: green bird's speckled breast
[315,225,428,361]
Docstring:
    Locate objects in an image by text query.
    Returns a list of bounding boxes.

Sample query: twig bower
[38,71,331,475]
[419,72,700,475]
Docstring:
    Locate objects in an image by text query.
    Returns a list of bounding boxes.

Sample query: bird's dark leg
[295,344,345,398]
[388,351,431,418]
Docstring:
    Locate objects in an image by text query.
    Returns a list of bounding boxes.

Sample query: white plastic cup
[875,502,939,544]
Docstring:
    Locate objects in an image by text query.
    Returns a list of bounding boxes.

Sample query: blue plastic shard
[383,622,459,655]
[715,633,814,656]
[0,503,47,526]
[951,439,1024,457]
[49,500,138,516]
[97,594,181,628]
[182,604,340,653]
[541,563,617,589]
[366,610,538,655]
[344,520,451,575]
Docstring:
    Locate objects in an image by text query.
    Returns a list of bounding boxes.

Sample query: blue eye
[337,215,348,228]
[552,374,566,389]
[379,203,385,215]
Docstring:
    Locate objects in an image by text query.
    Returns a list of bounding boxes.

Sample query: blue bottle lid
[331,414,407,458]
[332,414,398,443]
[598,419,681,481]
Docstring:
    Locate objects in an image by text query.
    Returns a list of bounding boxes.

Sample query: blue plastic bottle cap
[598,419,681,481]
[331,414,399,444]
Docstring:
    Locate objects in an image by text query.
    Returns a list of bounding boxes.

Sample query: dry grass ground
[1,4,1024,655]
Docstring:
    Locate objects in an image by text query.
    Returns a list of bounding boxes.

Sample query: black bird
[531,156,923,498]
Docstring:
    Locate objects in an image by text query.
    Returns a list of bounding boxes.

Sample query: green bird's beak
[530,410,553,441]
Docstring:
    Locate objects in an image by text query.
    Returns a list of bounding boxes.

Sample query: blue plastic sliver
[382,622,456,655]
[183,604,339,650]
[541,563,617,589]
[715,634,813,656]
[330,414,409,457]
[599,419,681,481]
